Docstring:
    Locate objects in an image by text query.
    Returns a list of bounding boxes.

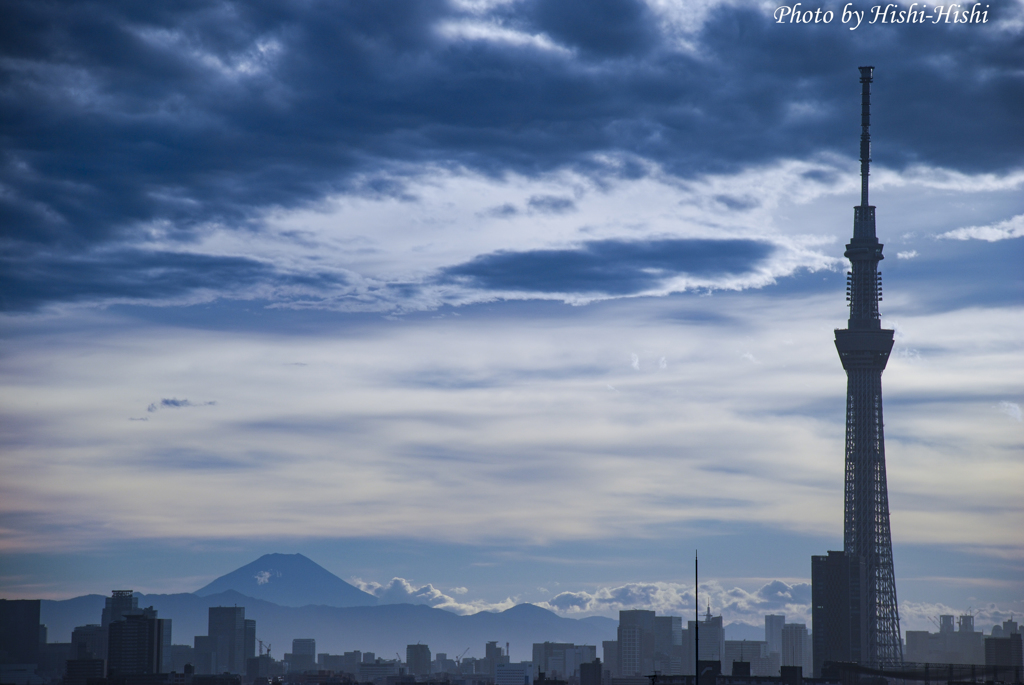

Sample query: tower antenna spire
[859,66,873,207]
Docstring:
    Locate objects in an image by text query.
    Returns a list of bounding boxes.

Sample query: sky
[1,0,1023,636]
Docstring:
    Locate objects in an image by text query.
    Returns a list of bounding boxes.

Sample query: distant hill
[39,594,107,636]
[724,621,764,641]
[194,553,377,608]
[41,592,617,661]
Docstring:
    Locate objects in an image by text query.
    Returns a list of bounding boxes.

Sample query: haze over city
[1,0,1022,644]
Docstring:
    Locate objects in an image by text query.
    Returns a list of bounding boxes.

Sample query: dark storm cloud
[441,238,773,295]
[525,0,659,57]
[1,0,1021,306]
[0,246,345,311]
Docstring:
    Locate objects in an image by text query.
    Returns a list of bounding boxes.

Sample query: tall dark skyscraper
[811,550,864,675]
[833,66,902,668]
[107,613,165,677]
[101,591,138,630]
[0,599,41,666]
[208,606,246,674]
[406,644,431,677]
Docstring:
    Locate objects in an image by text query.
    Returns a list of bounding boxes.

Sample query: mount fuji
[195,553,378,608]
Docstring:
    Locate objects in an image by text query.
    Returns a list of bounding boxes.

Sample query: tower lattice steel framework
[833,66,903,668]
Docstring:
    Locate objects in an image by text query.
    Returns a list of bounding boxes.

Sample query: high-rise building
[533,642,596,679]
[905,615,985,665]
[533,643,571,678]
[985,633,1023,678]
[687,608,724,664]
[991,619,1020,638]
[723,641,778,677]
[207,606,246,674]
[319,650,362,675]
[102,592,138,630]
[193,636,215,674]
[483,641,509,678]
[764,616,785,658]
[64,658,105,685]
[0,599,41,666]
[617,610,655,676]
[407,644,431,676]
[811,550,864,676]
[580,659,601,685]
[602,641,618,678]
[832,66,902,668]
[780,624,811,676]
[157,618,172,673]
[107,613,165,677]
[292,639,315,656]
[247,653,285,681]
[287,638,316,673]
[71,625,106,663]
[169,644,196,673]
[244,620,256,663]
[653,616,683,675]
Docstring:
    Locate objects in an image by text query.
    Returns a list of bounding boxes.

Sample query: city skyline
[1,0,1022,637]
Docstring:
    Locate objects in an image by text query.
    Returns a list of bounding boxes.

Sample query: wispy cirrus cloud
[147,398,217,413]
[998,401,1022,422]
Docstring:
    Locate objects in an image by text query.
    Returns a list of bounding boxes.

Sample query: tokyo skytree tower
[833,66,903,668]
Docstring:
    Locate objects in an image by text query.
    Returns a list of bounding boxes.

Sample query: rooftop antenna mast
[860,66,872,208]
[694,550,699,678]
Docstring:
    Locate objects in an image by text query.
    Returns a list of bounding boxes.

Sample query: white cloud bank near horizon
[348,573,1023,635]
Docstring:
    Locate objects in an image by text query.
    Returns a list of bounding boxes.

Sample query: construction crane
[453,648,470,667]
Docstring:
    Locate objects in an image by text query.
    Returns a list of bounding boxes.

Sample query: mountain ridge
[41,592,617,661]
[194,553,377,608]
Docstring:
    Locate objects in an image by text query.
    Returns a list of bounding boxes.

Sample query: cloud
[939,214,1024,242]
[440,238,774,296]
[0,246,341,312]
[349,574,1022,631]
[146,398,217,413]
[527,195,577,214]
[998,401,1022,422]
[352,575,814,624]
[2,0,1020,260]
[527,0,659,58]
[2,0,1021,316]
[352,577,515,615]
[254,570,280,585]
[897,250,918,260]
[481,203,519,218]
[535,579,812,625]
